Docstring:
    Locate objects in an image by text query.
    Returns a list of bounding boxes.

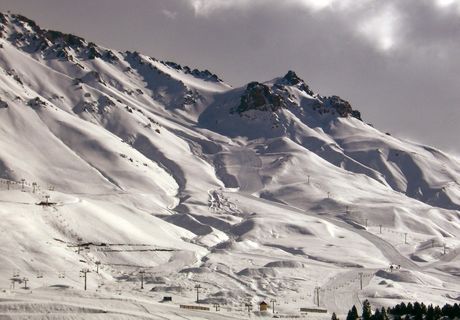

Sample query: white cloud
[297,0,374,11]
[435,0,460,14]
[162,9,178,20]
[436,0,458,7]
[357,4,401,51]
[188,0,255,16]
[187,0,354,16]
[187,0,370,14]
[185,0,458,53]
[297,0,337,11]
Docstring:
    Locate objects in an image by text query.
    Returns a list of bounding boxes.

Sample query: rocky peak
[233,72,362,121]
[234,82,285,114]
[283,70,303,86]
[12,14,42,33]
[0,13,6,25]
[0,12,110,62]
[163,60,223,83]
[278,70,314,96]
[0,13,9,38]
[43,30,86,48]
[320,95,361,120]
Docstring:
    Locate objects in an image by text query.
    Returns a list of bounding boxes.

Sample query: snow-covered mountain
[0,13,459,319]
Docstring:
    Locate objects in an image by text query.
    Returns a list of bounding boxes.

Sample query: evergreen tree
[351,306,359,319]
[414,311,423,320]
[414,302,421,317]
[381,307,389,320]
[442,304,451,318]
[362,300,372,320]
[345,301,460,320]
[434,306,442,319]
[453,303,460,318]
[400,302,407,315]
[426,304,434,320]
[421,303,427,315]
[414,302,423,320]
[407,303,414,316]
[391,302,407,316]
[347,306,359,320]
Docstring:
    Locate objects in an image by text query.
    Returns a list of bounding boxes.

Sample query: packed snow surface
[0,12,459,319]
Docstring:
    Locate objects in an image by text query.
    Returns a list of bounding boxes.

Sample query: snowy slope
[0,12,460,319]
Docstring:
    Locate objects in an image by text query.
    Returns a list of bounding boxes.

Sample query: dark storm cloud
[1,0,460,154]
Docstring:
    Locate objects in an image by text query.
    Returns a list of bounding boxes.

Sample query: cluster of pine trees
[331,300,460,320]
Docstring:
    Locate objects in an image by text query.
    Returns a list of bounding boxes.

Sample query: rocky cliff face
[320,95,362,120]
[234,81,286,113]
[234,71,361,121]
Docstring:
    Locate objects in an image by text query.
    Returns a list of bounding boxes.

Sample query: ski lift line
[65,242,175,247]
[9,269,99,276]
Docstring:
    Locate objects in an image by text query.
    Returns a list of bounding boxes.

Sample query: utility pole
[404,233,408,244]
[379,224,382,234]
[443,243,447,255]
[76,238,83,254]
[195,284,201,303]
[32,182,37,193]
[359,272,363,290]
[22,277,29,289]
[6,180,10,190]
[315,287,321,307]
[139,270,145,289]
[365,219,368,228]
[270,299,277,313]
[307,175,310,184]
[95,261,101,273]
[11,270,20,290]
[245,302,253,316]
[80,268,90,291]
[213,303,220,311]
[20,179,25,191]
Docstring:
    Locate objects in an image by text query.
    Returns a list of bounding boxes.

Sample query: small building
[162,296,172,302]
[259,301,269,312]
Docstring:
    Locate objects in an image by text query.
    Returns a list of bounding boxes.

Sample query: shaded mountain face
[0,12,460,311]
[234,81,286,113]
[233,71,361,121]
[1,12,460,210]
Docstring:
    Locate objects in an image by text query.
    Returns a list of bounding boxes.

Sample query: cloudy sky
[2,0,460,154]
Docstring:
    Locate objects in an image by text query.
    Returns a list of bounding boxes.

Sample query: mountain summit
[233,71,361,121]
[0,12,460,317]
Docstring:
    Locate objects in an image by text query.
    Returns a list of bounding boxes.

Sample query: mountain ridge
[0,12,459,318]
